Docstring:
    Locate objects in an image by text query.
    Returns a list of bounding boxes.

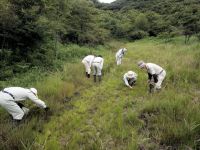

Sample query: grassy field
[0,37,200,150]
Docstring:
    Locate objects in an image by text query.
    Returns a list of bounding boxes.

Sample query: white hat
[30,88,37,95]
[137,60,146,68]
[127,71,135,78]
[123,48,127,51]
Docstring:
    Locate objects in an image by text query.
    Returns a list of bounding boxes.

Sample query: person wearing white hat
[137,60,166,91]
[123,71,138,88]
[115,48,127,65]
[0,87,48,121]
[92,55,104,82]
[82,55,95,78]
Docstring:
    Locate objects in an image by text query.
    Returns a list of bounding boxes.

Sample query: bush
[129,30,148,40]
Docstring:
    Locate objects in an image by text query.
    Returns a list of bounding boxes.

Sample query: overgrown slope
[1,37,200,149]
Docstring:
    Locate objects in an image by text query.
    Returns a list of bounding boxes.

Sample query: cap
[30,88,37,95]
[137,60,146,68]
[123,48,127,51]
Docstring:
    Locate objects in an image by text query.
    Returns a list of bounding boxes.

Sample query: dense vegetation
[0,0,200,149]
[1,37,200,149]
[1,0,200,79]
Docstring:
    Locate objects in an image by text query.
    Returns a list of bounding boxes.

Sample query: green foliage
[129,30,148,40]
[134,14,149,31]
[1,38,200,149]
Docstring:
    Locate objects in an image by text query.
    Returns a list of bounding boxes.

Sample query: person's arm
[100,59,104,70]
[152,74,158,83]
[123,75,132,88]
[148,73,152,80]
[28,93,46,108]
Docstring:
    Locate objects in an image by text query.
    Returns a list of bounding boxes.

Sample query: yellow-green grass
[1,37,200,149]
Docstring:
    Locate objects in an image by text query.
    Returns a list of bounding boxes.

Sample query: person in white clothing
[0,87,48,121]
[82,55,95,78]
[92,55,104,82]
[123,71,138,89]
[115,48,127,65]
[138,61,166,92]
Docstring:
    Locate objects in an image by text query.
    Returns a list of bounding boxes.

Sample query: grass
[0,37,200,149]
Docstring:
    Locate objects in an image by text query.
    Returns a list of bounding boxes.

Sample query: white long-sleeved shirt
[3,87,46,108]
[82,55,95,67]
[123,72,137,86]
[93,57,104,69]
[146,63,164,75]
[116,48,125,58]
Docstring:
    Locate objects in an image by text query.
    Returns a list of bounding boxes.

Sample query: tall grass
[1,38,200,149]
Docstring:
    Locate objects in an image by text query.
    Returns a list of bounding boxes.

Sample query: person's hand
[44,107,50,111]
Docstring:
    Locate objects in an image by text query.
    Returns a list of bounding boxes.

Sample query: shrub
[129,30,148,40]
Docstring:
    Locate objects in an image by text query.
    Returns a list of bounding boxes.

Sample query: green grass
[1,37,200,149]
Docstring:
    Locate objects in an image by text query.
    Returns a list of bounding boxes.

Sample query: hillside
[103,0,200,13]
[1,37,200,149]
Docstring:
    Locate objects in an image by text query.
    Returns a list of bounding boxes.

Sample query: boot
[149,83,155,93]
[22,107,30,115]
[85,72,88,77]
[87,73,90,78]
[98,75,102,82]
[12,119,21,127]
[94,75,96,82]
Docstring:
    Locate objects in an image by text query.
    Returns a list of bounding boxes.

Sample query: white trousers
[82,60,91,74]
[92,63,102,76]
[116,56,122,65]
[0,92,29,120]
[155,70,166,89]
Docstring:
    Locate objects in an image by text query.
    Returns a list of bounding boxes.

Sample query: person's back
[83,55,95,63]
[93,56,103,63]
[4,87,31,101]
[92,56,104,82]
[146,63,163,75]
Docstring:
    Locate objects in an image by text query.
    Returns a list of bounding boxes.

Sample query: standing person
[137,61,166,92]
[0,87,49,121]
[82,55,95,78]
[115,48,127,65]
[123,71,138,89]
[92,55,104,82]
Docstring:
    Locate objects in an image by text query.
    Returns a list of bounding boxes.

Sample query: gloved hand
[44,107,50,111]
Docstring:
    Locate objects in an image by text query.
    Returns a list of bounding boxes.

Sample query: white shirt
[116,48,125,58]
[123,72,137,86]
[3,87,46,108]
[146,63,164,75]
[82,55,95,67]
[93,57,104,69]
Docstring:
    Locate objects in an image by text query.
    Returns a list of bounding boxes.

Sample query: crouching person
[137,61,166,92]
[92,55,104,82]
[0,87,49,122]
[82,55,95,78]
[123,71,138,89]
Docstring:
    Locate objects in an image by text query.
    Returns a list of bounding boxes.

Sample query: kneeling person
[0,87,48,121]
[123,71,138,89]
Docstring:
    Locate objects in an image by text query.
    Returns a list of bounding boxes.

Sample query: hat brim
[139,64,145,68]
[127,74,134,78]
